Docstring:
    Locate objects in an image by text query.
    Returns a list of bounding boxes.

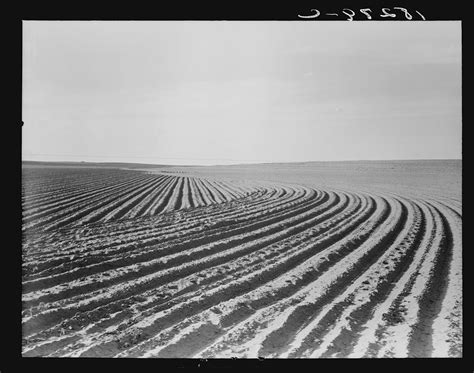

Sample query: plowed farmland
[21,161,462,358]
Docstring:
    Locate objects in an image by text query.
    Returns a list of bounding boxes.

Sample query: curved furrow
[208,180,234,202]
[194,178,218,204]
[214,180,245,200]
[23,191,366,356]
[22,188,326,301]
[437,199,462,220]
[22,189,342,311]
[273,197,413,358]
[194,195,403,358]
[408,200,461,358]
[22,171,144,211]
[22,169,147,209]
[22,186,278,267]
[22,174,134,214]
[66,193,369,357]
[99,176,173,222]
[185,195,391,358]
[346,200,438,358]
[74,176,169,225]
[205,179,229,202]
[21,189,347,340]
[22,186,275,260]
[23,174,159,232]
[147,176,181,215]
[119,195,376,358]
[301,199,425,358]
[218,179,257,197]
[159,176,185,213]
[188,178,206,207]
[22,185,313,280]
[216,181,241,201]
[21,184,304,288]
[119,175,173,220]
[21,186,321,290]
[22,169,122,204]
[181,177,193,209]
[22,174,153,228]
[201,178,227,204]
[173,177,186,211]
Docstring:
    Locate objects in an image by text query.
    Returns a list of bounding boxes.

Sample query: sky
[22,21,461,165]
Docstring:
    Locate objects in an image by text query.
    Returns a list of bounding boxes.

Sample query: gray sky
[22,21,461,165]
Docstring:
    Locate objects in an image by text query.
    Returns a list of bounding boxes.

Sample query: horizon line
[22,157,462,168]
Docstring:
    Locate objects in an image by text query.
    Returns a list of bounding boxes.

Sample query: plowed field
[21,161,462,358]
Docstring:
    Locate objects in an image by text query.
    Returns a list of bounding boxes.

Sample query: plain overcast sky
[22,21,461,165]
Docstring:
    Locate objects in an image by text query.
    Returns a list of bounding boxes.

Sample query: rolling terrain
[21,160,462,358]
